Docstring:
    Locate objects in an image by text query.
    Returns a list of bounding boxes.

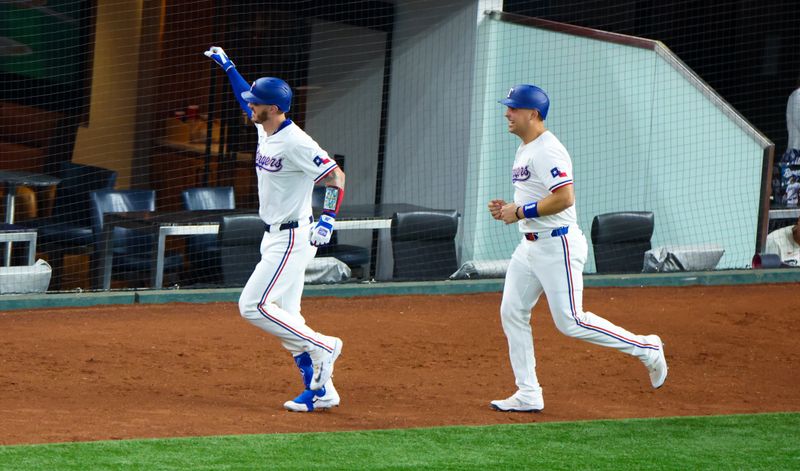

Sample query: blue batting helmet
[241,77,292,112]
[498,84,549,119]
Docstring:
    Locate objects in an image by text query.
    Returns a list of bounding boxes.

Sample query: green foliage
[1,413,798,470]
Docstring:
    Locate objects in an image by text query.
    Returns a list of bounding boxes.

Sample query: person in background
[775,82,800,205]
[765,216,800,267]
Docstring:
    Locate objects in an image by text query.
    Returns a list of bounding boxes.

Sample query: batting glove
[310,214,335,246]
[204,46,235,72]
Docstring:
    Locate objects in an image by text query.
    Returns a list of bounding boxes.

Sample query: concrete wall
[376,0,480,278]
[304,19,387,255]
[464,18,766,271]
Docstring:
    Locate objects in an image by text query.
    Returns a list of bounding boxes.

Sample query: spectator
[788,84,800,155]
[765,216,800,267]
[775,84,800,205]
[787,176,800,207]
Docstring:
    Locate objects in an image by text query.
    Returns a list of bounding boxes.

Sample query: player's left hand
[310,214,335,246]
[488,199,505,220]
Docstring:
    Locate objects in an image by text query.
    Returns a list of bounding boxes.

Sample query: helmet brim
[241,90,266,104]
[498,98,523,108]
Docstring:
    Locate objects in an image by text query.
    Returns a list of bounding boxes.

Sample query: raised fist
[204,46,235,72]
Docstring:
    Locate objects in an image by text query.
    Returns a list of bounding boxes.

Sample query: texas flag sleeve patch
[548,166,573,192]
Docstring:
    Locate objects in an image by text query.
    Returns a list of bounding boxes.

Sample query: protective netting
[0,1,794,291]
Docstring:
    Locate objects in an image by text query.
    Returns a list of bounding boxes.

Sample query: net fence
[0,0,796,292]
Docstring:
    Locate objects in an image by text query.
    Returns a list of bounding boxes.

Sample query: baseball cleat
[310,337,342,391]
[284,382,340,412]
[490,391,544,413]
[645,335,668,389]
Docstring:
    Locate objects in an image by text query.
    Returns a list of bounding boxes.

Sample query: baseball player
[488,84,668,412]
[205,46,343,412]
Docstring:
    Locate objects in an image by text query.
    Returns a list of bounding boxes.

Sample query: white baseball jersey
[765,225,800,266]
[254,119,338,225]
[512,130,576,232]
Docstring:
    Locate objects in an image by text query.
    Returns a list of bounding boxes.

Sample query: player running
[205,46,343,413]
[488,84,668,413]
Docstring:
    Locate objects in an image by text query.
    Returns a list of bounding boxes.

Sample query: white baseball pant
[500,226,661,401]
[238,222,336,357]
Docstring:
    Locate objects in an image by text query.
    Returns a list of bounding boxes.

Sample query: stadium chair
[22,162,117,290]
[591,211,654,274]
[390,210,459,280]
[181,186,235,285]
[217,213,264,286]
[312,186,369,278]
[89,189,183,288]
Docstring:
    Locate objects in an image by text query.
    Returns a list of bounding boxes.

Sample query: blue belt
[524,226,569,241]
[265,216,312,233]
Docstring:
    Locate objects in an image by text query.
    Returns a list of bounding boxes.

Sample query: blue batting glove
[310,214,335,246]
[203,46,235,72]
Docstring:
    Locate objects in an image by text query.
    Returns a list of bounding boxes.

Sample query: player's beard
[252,109,269,124]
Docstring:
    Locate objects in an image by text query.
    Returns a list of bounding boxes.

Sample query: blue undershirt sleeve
[224,67,252,118]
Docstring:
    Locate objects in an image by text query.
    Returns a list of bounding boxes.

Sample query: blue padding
[522,201,539,219]
[294,352,313,388]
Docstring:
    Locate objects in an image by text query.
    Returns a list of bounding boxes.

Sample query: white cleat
[490,391,544,413]
[645,335,668,389]
[284,382,340,412]
[310,337,343,391]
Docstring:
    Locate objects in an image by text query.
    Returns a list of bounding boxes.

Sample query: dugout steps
[0,269,798,311]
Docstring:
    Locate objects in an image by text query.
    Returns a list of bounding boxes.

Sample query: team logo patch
[550,166,568,178]
[313,155,331,167]
[255,152,283,172]
[512,165,530,182]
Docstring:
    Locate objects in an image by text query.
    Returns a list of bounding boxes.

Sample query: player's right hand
[204,46,235,72]
[488,199,505,220]
[310,214,335,246]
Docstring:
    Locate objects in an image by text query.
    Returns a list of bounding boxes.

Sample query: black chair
[23,162,117,290]
[217,213,264,286]
[181,186,235,285]
[390,210,459,280]
[591,211,654,274]
[312,186,369,278]
[89,189,182,288]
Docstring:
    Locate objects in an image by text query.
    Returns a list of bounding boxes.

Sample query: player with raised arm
[204,46,344,413]
[488,84,668,412]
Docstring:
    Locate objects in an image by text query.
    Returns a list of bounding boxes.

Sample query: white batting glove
[310,214,335,246]
[204,46,235,72]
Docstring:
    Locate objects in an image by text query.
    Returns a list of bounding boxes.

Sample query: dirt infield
[1,283,799,445]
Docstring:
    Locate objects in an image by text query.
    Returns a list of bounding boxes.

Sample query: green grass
[1,413,799,470]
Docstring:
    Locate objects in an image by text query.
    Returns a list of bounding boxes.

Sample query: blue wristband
[522,201,540,219]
